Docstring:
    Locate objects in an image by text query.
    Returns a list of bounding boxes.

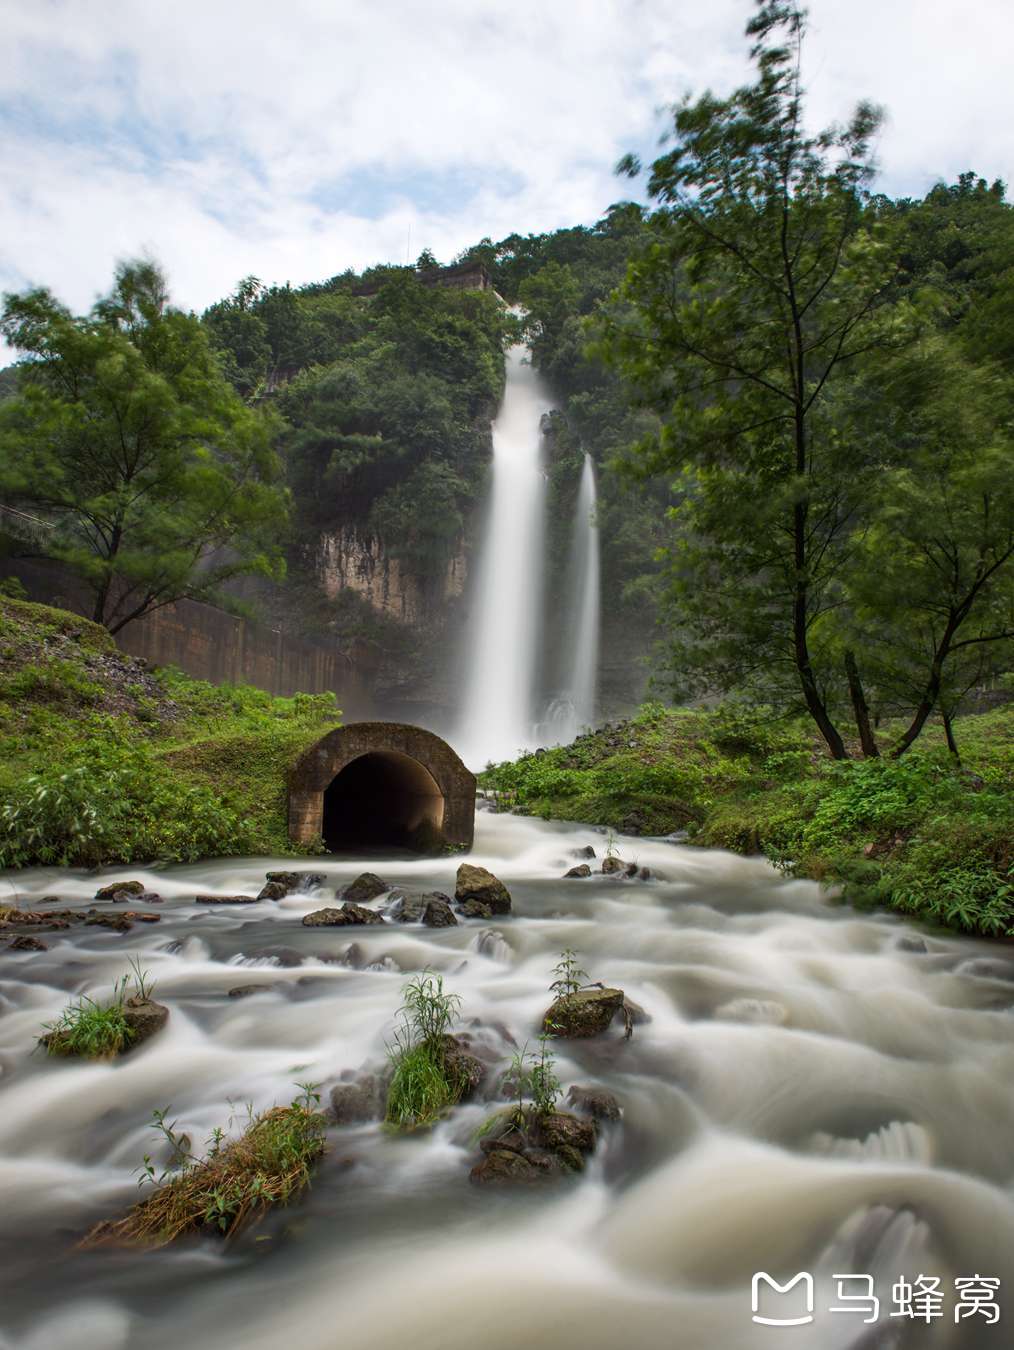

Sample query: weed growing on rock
[385,973,464,1129]
[40,960,156,1058]
[550,949,588,998]
[85,1085,326,1248]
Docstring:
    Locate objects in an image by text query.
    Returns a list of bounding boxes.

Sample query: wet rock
[0,909,74,931]
[122,996,169,1048]
[601,856,626,876]
[258,870,324,901]
[439,1034,485,1098]
[455,863,511,915]
[329,1074,386,1124]
[457,898,493,920]
[228,983,279,998]
[896,935,928,954]
[342,942,365,968]
[386,890,425,923]
[572,846,596,860]
[623,996,650,1025]
[194,894,259,905]
[469,1107,597,1186]
[623,862,639,878]
[342,873,389,905]
[543,988,626,1038]
[536,1110,597,1154]
[302,904,386,927]
[5,935,48,952]
[422,895,458,928]
[637,867,651,882]
[567,1085,622,1121]
[83,910,134,932]
[470,1148,542,1185]
[95,880,146,901]
[563,864,591,879]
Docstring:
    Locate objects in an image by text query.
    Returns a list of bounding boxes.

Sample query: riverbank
[0,594,341,866]
[479,701,1014,939]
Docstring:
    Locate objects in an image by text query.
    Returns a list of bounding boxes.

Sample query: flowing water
[540,452,600,747]
[457,345,553,768]
[2,813,1013,1350]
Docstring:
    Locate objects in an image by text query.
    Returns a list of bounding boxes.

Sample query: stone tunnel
[288,722,476,852]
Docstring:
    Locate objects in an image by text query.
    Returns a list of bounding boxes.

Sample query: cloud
[1,0,1011,331]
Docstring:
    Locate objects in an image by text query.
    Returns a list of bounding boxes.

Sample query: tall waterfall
[539,452,600,746]
[457,345,552,769]
[565,453,600,731]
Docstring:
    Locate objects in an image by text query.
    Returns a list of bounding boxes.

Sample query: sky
[2,0,1013,324]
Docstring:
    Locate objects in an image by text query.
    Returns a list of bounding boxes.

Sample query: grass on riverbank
[0,594,341,867]
[479,700,1014,938]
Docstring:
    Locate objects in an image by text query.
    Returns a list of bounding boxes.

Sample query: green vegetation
[0,594,340,866]
[0,261,286,633]
[384,973,465,1130]
[41,958,153,1058]
[549,949,588,999]
[481,701,1014,938]
[85,1085,326,1248]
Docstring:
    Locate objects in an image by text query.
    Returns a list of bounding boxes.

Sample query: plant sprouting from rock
[385,972,465,1130]
[550,949,588,999]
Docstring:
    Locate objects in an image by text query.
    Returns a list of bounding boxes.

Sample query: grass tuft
[83,1089,326,1248]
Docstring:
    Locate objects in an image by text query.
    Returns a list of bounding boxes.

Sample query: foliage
[482,699,1014,939]
[550,949,588,998]
[504,1033,561,1120]
[384,973,465,1130]
[0,260,288,633]
[41,960,154,1058]
[0,595,340,865]
[86,1086,326,1248]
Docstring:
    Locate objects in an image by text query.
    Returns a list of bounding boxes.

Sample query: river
[1,812,1012,1349]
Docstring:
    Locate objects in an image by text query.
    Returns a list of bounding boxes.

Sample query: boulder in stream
[94,880,146,901]
[457,898,493,920]
[342,873,390,905]
[455,864,511,915]
[122,996,170,1048]
[422,895,457,928]
[563,864,591,879]
[566,1085,622,1121]
[303,904,386,927]
[5,934,48,952]
[600,856,626,876]
[470,1107,597,1186]
[329,1073,387,1124]
[194,894,259,905]
[543,987,629,1038]
[257,871,325,901]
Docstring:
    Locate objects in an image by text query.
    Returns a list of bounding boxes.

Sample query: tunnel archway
[289,722,475,853]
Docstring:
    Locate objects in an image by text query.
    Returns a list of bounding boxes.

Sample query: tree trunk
[942,708,961,760]
[844,650,879,757]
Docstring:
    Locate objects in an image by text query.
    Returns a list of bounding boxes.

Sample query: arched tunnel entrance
[322,750,444,851]
[289,722,475,854]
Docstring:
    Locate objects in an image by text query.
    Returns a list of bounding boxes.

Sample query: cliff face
[315,528,467,627]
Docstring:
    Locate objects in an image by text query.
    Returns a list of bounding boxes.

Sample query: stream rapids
[1,811,1013,1350]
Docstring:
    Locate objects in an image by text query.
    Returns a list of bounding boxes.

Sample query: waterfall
[457,345,552,769]
[538,452,600,746]
[566,453,600,731]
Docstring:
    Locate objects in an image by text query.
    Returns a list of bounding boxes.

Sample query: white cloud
[0,0,1011,332]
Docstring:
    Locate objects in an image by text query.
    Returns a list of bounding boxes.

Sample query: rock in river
[455,864,511,915]
[257,870,325,901]
[469,1107,597,1186]
[122,996,170,1048]
[543,987,627,1038]
[342,873,390,905]
[566,1085,622,1121]
[563,864,591,879]
[303,904,386,927]
[94,880,146,900]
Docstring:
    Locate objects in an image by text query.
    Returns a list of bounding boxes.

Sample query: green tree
[599,0,911,758]
[840,337,1014,755]
[0,260,287,633]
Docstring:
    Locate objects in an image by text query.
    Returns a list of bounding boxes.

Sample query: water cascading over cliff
[456,346,552,768]
[540,452,600,746]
